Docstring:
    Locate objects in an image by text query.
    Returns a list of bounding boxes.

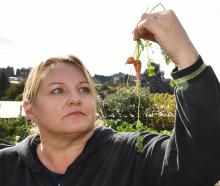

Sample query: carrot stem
[126,65,133,87]
[135,80,141,122]
[149,3,165,13]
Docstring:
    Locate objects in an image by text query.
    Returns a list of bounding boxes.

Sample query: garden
[0,88,175,145]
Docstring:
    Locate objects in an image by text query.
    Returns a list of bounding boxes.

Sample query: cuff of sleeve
[171,55,206,86]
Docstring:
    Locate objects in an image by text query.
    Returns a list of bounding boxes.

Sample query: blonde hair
[23,55,101,113]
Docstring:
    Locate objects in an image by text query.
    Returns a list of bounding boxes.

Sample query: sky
[0,0,220,80]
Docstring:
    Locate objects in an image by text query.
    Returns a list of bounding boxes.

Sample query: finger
[135,17,158,42]
[138,14,158,34]
[133,13,152,41]
[133,20,144,40]
[133,29,140,41]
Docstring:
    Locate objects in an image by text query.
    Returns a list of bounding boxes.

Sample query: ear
[22,99,37,123]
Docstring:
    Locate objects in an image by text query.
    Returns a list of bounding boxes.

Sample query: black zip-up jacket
[0,139,11,149]
[0,56,220,186]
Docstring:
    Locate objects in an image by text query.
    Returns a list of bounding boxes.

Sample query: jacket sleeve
[0,139,12,149]
[159,56,220,186]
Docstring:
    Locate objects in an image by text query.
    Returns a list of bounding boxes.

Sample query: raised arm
[161,57,220,186]
[133,10,198,69]
[133,10,220,185]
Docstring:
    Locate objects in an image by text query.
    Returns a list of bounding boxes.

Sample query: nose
[68,90,81,106]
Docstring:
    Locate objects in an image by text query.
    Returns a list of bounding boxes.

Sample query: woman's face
[30,63,97,136]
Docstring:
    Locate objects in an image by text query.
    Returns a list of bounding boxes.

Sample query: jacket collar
[15,126,116,172]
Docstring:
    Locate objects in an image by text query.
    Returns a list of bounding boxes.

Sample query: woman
[0,10,220,186]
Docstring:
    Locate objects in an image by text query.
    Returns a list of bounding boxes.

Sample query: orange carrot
[134,60,141,81]
[126,56,135,64]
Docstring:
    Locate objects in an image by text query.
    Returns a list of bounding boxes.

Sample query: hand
[133,10,199,70]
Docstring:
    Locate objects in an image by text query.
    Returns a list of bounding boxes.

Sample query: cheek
[32,100,59,124]
[88,99,97,119]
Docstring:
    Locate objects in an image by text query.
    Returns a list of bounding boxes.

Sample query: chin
[64,121,94,133]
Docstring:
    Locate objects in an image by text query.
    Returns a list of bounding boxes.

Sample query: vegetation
[146,93,175,130]
[99,87,175,131]
[0,117,32,144]
[0,115,172,145]
[0,72,10,99]
[105,119,171,135]
[0,66,31,78]
[142,62,173,94]
[2,81,25,101]
[0,66,30,100]
[0,64,175,144]
[0,67,14,77]
[0,76,175,144]
[100,86,150,124]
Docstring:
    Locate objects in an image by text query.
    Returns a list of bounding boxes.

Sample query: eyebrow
[47,81,89,87]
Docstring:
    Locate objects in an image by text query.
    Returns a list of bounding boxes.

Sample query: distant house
[9,77,24,84]
[0,101,25,118]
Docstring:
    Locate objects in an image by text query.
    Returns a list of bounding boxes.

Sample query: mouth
[64,111,85,118]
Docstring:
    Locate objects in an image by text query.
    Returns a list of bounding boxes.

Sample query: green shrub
[99,85,176,131]
[146,93,175,130]
[0,117,32,144]
[100,86,150,125]
[104,119,171,135]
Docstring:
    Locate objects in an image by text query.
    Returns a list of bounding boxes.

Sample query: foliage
[2,81,25,101]
[146,93,175,130]
[100,86,150,125]
[104,119,171,135]
[95,84,119,99]
[93,74,112,84]
[15,93,23,101]
[15,67,31,78]
[0,116,171,146]
[0,66,14,77]
[0,117,32,144]
[0,72,10,99]
[100,89,176,131]
[142,62,174,94]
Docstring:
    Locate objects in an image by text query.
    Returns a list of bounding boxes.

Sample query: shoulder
[0,145,18,165]
[0,134,37,159]
[0,139,13,150]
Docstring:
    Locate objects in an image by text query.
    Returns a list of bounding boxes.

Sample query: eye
[79,86,90,93]
[51,87,64,94]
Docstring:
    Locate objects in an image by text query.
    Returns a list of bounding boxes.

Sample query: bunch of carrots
[126,39,145,83]
[126,56,141,81]
[126,39,170,83]
[126,3,167,83]
[125,3,169,153]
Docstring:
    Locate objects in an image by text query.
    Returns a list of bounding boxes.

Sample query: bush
[2,81,25,101]
[100,86,150,125]
[104,119,171,135]
[99,85,176,131]
[0,117,32,144]
[146,93,175,130]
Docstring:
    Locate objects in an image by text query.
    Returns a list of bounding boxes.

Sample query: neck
[36,129,94,174]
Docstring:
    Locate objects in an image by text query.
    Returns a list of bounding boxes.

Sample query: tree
[15,67,31,78]
[101,86,150,124]
[2,81,25,101]
[0,67,14,77]
[0,72,10,99]
[5,66,14,77]
[142,62,173,94]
